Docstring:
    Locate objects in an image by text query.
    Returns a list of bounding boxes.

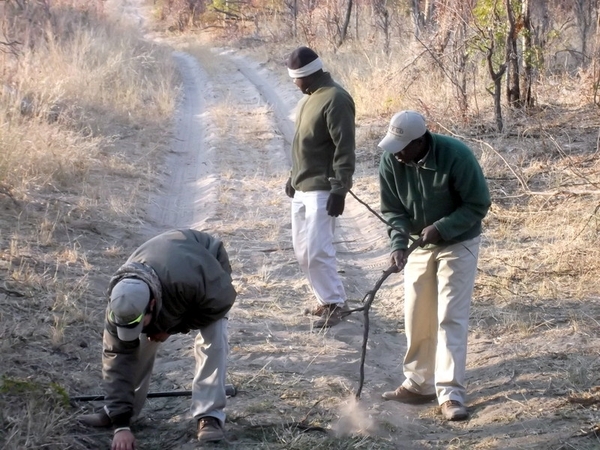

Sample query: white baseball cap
[378,110,427,153]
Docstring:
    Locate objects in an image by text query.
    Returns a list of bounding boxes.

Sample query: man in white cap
[284,46,356,328]
[378,111,491,421]
[78,229,236,448]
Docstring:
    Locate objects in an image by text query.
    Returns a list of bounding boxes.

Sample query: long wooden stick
[348,237,423,399]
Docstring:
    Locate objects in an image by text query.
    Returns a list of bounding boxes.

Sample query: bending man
[78,229,236,448]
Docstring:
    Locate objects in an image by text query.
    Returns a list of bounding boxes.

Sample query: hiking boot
[441,400,469,421]
[313,303,349,328]
[78,410,112,428]
[197,416,224,443]
[381,386,437,404]
[303,303,329,316]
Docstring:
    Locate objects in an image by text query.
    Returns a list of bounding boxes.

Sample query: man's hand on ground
[112,429,136,450]
[147,332,170,342]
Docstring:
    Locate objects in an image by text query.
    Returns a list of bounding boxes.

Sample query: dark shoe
[441,400,469,421]
[78,410,112,428]
[197,416,224,443]
[381,386,437,404]
[313,303,349,328]
[303,303,329,316]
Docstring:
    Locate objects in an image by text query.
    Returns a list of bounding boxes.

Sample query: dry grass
[0,3,178,449]
[2,2,600,450]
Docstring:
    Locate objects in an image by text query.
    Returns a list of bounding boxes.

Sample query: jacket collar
[305,72,334,94]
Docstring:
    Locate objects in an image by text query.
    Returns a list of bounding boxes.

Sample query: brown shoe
[441,400,469,421]
[313,303,349,328]
[381,386,437,404]
[197,416,224,443]
[303,303,329,316]
[78,410,112,428]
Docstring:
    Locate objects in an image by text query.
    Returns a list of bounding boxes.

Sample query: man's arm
[325,91,355,196]
[101,321,139,428]
[379,154,413,251]
[433,151,491,241]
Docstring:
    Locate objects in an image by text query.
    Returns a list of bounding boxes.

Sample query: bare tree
[472,0,507,130]
[521,0,535,107]
[424,0,436,24]
[505,0,521,107]
[574,0,598,62]
[426,0,475,117]
[336,0,353,47]
[410,0,424,37]
[373,0,390,55]
[489,32,507,131]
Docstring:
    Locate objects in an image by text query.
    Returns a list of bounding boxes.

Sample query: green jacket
[102,229,236,427]
[379,132,491,251]
[290,72,356,196]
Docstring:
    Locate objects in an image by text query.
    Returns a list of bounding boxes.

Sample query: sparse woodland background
[2,0,600,449]
[158,0,600,125]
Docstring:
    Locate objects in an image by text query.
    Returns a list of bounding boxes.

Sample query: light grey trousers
[129,318,229,425]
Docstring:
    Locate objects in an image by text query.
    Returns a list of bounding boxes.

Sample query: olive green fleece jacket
[379,132,491,251]
[290,72,356,196]
[101,229,236,427]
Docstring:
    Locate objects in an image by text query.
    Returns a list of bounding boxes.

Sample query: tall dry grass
[0,2,178,449]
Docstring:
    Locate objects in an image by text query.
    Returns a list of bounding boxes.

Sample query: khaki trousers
[128,318,229,425]
[400,236,480,405]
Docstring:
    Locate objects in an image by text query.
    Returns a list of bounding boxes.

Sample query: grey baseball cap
[109,278,150,341]
[378,110,427,154]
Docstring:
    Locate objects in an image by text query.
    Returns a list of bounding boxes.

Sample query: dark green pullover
[379,132,491,251]
[291,72,355,196]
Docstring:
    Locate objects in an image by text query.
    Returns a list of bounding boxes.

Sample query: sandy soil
[68,1,600,449]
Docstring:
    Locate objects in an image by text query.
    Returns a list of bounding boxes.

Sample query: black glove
[285,178,295,198]
[326,193,345,217]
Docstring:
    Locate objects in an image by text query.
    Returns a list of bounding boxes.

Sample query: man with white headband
[284,46,356,328]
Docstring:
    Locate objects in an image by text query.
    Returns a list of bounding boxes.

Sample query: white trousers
[291,190,346,305]
[130,318,229,425]
[400,237,480,405]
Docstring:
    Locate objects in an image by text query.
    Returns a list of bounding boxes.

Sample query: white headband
[288,58,323,78]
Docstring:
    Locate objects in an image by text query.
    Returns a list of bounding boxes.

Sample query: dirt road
[74,1,600,449]
[137,33,407,450]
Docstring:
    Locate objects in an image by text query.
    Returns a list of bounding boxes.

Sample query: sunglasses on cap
[109,310,144,328]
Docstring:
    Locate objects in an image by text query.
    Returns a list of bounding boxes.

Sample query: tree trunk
[336,0,353,47]
[505,0,521,107]
[521,0,534,108]
[487,36,507,132]
[574,0,596,62]
[411,0,423,37]
[424,0,436,27]
[374,0,390,56]
[293,0,298,38]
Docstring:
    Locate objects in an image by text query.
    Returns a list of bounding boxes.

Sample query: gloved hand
[326,193,345,217]
[285,177,295,198]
